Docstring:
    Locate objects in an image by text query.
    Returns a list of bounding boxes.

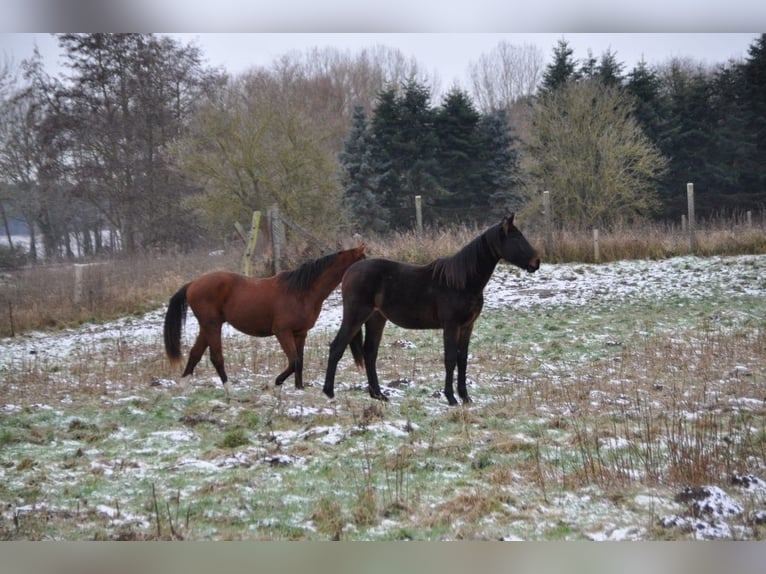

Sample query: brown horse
[164,245,365,395]
[323,215,539,405]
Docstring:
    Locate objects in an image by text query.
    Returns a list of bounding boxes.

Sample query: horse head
[498,213,540,273]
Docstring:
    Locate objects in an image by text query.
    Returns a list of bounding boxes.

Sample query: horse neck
[442,231,500,292]
[470,234,501,289]
[310,259,351,301]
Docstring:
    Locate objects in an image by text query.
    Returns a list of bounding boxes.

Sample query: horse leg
[182,332,209,379]
[323,304,374,399]
[442,326,459,406]
[456,323,475,404]
[274,331,300,388]
[362,313,388,402]
[205,323,229,391]
[293,332,307,389]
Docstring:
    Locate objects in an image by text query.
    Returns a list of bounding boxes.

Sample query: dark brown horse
[323,215,539,405]
[164,245,365,395]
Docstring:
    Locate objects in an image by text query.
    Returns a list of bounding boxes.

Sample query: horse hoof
[445,396,458,406]
[461,396,473,404]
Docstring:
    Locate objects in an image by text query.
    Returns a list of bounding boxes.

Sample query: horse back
[343,258,479,329]
[186,272,265,327]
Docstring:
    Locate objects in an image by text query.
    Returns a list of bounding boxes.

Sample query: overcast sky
[1,32,761,91]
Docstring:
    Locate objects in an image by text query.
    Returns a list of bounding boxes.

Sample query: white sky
[1,32,761,90]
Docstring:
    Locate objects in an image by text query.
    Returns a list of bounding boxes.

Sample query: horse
[323,214,539,406]
[163,244,366,396]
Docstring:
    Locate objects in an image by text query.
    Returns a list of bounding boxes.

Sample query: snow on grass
[1,254,766,540]
[2,254,764,371]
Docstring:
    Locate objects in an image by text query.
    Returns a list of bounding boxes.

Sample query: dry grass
[528,216,766,263]
[0,272,764,539]
[2,215,764,338]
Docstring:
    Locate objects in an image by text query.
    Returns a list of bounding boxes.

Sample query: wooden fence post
[593,228,600,262]
[414,195,423,235]
[241,211,261,276]
[687,182,697,253]
[74,264,85,304]
[543,190,553,257]
[269,205,284,275]
[747,210,753,228]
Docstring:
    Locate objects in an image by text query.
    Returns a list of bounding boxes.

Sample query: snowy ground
[1,254,765,540]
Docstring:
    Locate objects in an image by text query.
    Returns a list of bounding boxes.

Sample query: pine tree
[540,39,578,95]
[433,87,482,214]
[338,105,390,232]
[597,49,625,87]
[579,49,598,79]
[477,108,524,215]
[742,34,766,197]
[655,61,718,216]
[370,81,439,226]
[626,59,666,144]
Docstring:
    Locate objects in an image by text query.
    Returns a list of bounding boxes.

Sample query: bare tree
[0,55,52,260]
[268,44,438,129]
[468,42,544,113]
[46,33,222,253]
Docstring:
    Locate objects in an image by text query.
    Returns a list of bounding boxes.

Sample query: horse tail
[163,283,190,363]
[349,328,365,369]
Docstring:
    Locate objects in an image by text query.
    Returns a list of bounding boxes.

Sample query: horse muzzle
[526,256,541,273]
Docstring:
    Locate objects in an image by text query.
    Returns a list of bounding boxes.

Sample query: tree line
[535,36,766,223]
[0,33,764,264]
[339,83,522,231]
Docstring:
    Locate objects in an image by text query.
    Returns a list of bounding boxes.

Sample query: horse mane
[279,251,338,294]
[430,223,500,289]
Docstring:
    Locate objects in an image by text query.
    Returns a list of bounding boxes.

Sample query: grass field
[1,254,765,540]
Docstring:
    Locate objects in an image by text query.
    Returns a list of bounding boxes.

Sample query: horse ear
[501,212,516,235]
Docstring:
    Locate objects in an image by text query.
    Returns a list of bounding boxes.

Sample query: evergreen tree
[477,108,524,214]
[742,34,766,198]
[597,49,625,87]
[433,87,482,214]
[338,105,390,232]
[579,49,598,79]
[540,39,578,95]
[626,59,666,144]
[655,61,718,217]
[707,63,753,204]
[369,81,439,226]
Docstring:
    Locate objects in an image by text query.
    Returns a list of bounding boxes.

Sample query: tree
[653,58,719,217]
[0,52,72,260]
[433,87,483,213]
[477,108,525,214]
[338,105,390,232]
[369,81,440,225]
[468,41,544,113]
[626,59,666,144]
[525,79,667,228]
[596,49,625,87]
[741,34,766,199]
[540,39,578,95]
[174,71,345,243]
[49,33,221,253]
